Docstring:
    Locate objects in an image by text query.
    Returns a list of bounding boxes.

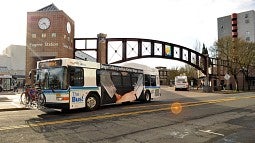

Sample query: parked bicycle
[20,84,46,109]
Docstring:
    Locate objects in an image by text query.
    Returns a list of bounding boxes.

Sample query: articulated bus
[36,58,160,111]
[122,63,160,100]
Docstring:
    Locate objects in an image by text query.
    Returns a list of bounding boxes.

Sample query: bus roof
[37,58,100,69]
[101,64,143,73]
[37,58,156,75]
[121,63,158,75]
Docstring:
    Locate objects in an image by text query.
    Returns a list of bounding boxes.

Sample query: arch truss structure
[74,38,209,75]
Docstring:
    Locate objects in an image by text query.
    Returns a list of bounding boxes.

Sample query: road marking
[0,95,255,132]
[125,96,255,109]
[170,131,189,138]
[199,129,224,137]
[0,107,170,131]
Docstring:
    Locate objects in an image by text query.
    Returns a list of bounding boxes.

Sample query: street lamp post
[241,67,247,91]
[243,69,245,91]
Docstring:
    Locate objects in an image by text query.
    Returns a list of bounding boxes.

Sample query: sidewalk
[0,91,27,112]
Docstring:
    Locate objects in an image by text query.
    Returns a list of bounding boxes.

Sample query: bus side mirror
[28,69,36,79]
[28,71,32,79]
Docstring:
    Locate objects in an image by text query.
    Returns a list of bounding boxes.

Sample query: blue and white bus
[36,58,160,111]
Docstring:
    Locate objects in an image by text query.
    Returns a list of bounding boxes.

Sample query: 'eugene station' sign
[29,42,59,48]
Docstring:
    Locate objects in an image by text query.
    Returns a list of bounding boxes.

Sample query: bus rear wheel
[85,93,100,111]
[145,92,151,102]
[141,92,151,103]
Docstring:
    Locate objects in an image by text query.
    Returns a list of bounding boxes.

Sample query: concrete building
[156,67,170,85]
[0,45,26,88]
[217,10,255,91]
[2,45,26,76]
[218,10,255,42]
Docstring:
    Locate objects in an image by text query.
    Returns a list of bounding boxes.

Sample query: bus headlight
[56,97,69,101]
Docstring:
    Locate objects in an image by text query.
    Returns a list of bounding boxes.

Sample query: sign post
[224,73,230,90]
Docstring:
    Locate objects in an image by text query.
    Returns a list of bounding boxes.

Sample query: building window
[64,34,66,39]
[245,19,250,23]
[42,33,46,38]
[32,34,36,38]
[68,37,70,41]
[52,33,56,38]
[246,31,250,35]
[246,37,250,41]
[245,14,249,18]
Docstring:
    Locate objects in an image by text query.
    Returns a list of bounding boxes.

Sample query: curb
[0,107,29,112]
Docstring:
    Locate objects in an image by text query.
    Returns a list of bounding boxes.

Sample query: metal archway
[74,37,209,75]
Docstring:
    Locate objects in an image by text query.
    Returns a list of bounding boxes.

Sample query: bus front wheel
[85,93,100,111]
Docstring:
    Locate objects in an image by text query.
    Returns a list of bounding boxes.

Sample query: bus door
[68,66,86,109]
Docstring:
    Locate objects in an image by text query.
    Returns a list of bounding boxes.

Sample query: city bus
[36,58,160,111]
[174,75,189,91]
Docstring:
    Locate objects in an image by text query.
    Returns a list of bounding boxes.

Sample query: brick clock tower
[26,4,74,84]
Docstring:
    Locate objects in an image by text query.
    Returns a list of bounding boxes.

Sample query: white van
[175,76,189,91]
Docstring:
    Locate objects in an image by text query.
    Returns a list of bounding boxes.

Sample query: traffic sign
[224,74,230,80]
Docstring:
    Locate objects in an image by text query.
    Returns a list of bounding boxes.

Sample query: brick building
[26,4,74,84]
[216,10,255,90]
[156,67,170,85]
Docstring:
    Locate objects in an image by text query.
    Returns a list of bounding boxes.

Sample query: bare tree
[215,36,239,90]
[215,36,255,91]
[238,41,255,90]
[209,45,217,58]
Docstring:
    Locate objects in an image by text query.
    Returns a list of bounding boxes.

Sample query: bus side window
[70,73,75,86]
[122,72,131,87]
[111,71,121,87]
[96,70,101,86]
[150,75,156,86]
[131,73,138,86]
[69,67,84,86]
[144,74,150,86]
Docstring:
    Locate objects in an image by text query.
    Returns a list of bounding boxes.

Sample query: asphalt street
[0,87,255,142]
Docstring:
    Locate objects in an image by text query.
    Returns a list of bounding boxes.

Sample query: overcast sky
[0,0,254,68]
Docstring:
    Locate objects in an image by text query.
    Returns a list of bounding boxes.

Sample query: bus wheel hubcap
[146,94,150,101]
[87,97,96,108]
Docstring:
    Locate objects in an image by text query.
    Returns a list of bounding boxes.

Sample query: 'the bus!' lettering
[72,92,84,102]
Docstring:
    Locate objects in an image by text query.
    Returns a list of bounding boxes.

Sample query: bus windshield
[177,78,187,83]
[37,67,68,90]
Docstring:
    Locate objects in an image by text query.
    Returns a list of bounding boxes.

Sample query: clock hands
[38,17,50,30]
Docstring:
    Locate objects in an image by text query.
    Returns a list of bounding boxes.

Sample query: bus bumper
[44,102,69,109]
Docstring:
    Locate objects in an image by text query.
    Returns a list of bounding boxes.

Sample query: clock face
[67,22,71,33]
[38,17,51,30]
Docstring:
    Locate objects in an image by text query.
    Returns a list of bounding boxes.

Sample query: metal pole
[243,71,244,91]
